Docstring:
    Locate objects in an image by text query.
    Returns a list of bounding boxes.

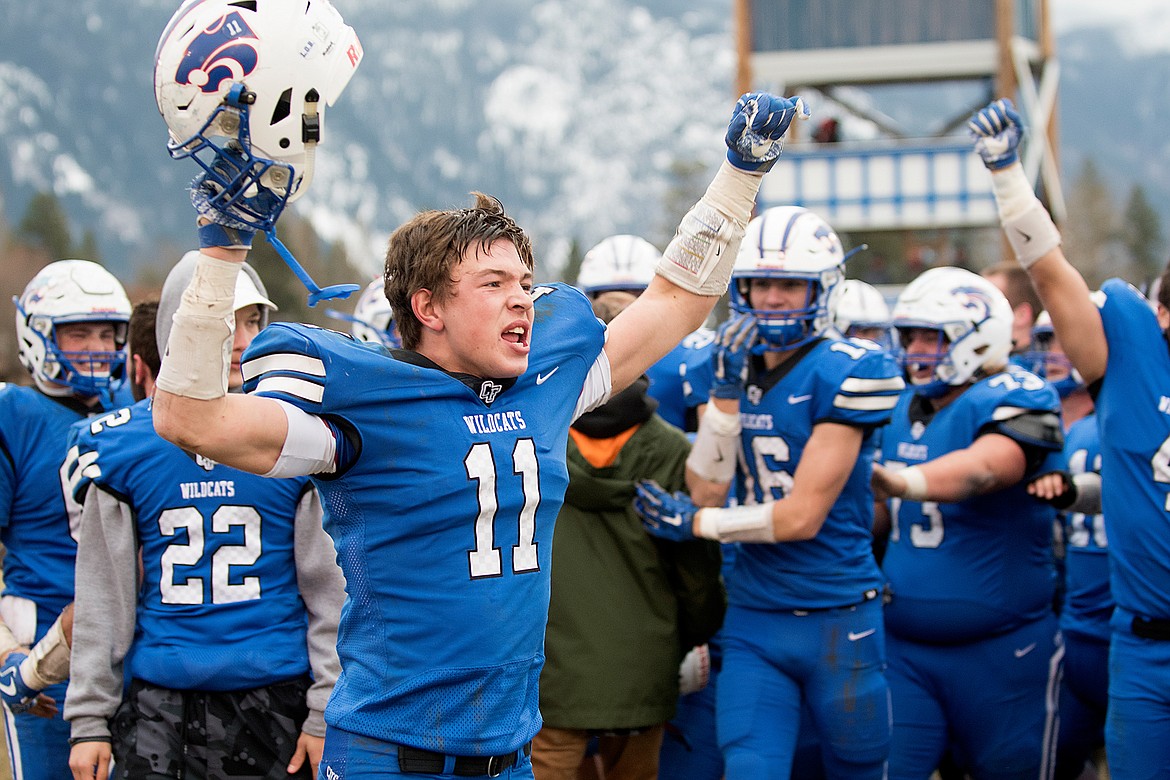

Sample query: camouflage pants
[110,676,312,780]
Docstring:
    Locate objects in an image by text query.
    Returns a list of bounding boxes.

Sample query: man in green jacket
[533,292,726,780]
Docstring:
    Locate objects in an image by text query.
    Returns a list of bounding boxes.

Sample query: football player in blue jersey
[64,257,345,780]
[1025,314,1109,780]
[967,97,1170,778]
[0,259,131,780]
[577,234,716,434]
[870,266,1064,779]
[150,8,808,769]
[635,205,905,780]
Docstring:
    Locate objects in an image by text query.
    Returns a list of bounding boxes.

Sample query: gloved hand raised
[968,98,1025,170]
[725,93,810,173]
[190,143,289,249]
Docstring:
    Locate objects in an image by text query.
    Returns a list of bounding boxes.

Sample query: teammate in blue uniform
[635,205,905,779]
[871,266,1064,779]
[64,258,345,780]
[576,234,715,433]
[0,259,131,780]
[968,97,1168,778]
[149,15,807,771]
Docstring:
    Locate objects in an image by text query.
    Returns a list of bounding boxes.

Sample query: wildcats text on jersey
[179,480,237,500]
[461,410,528,435]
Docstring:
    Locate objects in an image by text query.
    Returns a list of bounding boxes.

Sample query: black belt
[792,588,881,616]
[398,742,531,777]
[1132,615,1170,641]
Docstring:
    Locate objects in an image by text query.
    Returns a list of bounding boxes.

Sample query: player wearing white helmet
[0,260,130,780]
[576,235,661,296]
[872,266,1063,778]
[830,279,892,348]
[636,205,904,778]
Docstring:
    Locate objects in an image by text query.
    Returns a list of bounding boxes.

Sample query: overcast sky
[1051,0,1170,50]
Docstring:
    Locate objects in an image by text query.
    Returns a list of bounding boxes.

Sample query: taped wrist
[21,612,69,690]
[155,253,239,400]
[991,165,1061,269]
[900,465,929,502]
[656,161,761,296]
[0,622,21,662]
[686,404,741,483]
[695,503,774,543]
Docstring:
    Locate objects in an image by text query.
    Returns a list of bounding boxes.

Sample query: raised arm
[605,93,809,394]
[151,243,290,475]
[968,99,1108,384]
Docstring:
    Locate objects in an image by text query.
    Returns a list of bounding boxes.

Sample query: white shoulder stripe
[992,406,1030,421]
[834,394,900,412]
[242,353,327,382]
[840,376,905,393]
[252,376,325,404]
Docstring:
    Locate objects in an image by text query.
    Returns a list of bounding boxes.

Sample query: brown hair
[129,301,161,378]
[384,192,533,350]
[981,261,1040,316]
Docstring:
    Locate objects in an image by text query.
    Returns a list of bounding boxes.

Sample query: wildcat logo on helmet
[952,287,994,321]
[175,12,259,93]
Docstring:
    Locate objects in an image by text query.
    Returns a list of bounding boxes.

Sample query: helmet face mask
[1024,313,1083,398]
[15,260,131,401]
[154,0,363,225]
[892,267,1013,398]
[577,235,661,297]
[731,206,845,351]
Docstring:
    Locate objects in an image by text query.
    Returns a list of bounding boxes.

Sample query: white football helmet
[830,279,892,346]
[576,235,661,296]
[1025,310,1083,398]
[730,206,846,350]
[14,260,131,401]
[327,279,399,348]
[154,0,362,215]
[892,266,1013,397]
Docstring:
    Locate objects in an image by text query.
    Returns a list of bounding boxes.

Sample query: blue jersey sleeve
[815,339,905,428]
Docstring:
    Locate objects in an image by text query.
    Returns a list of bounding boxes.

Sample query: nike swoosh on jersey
[1013,642,1037,658]
[536,367,559,385]
[0,672,16,697]
[788,394,813,404]
[847,628,876,641]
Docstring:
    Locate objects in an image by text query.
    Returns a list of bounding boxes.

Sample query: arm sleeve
[292,488,344,737]
[64,489,139,740]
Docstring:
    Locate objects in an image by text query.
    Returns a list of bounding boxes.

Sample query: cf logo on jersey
[176,12,259,93]
[479,381,503,404]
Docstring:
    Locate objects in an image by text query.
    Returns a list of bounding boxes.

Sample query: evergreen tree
[560,237,584,287]
[17,192,73,260]
[75,229,102,264]
[1122,184,1165,281]
[1062,159,1118,286]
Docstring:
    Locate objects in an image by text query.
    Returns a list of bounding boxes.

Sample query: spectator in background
[532,291,725,780]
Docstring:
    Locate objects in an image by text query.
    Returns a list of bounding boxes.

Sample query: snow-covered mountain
[0,1,1163,283]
